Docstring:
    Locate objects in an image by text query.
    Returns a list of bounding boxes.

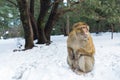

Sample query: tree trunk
[30,0,38,40]
[45,0,60,43]
[66,0,70,36]
[111,24,114,39]
[16,0,34,49]
[37,0,50,44]
[63,24,67,36]
[96,20,100,34]
[30,14,38,40]
[66,15,70,35]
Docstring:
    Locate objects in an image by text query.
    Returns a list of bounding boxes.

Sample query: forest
[0,0,120,49]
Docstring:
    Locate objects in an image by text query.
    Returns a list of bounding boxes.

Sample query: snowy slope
[0,32,120,80]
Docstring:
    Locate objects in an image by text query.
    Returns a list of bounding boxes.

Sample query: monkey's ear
[72,23,78,30]
[87,26,89,31]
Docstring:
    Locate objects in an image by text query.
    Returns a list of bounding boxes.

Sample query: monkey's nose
[84,34,88,38]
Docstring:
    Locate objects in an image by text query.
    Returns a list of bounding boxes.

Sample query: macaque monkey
[67,22,95,74]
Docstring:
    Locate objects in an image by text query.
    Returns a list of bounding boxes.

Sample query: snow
[0,32,120,80]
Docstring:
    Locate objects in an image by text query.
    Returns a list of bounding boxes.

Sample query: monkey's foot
[74,69,85,75]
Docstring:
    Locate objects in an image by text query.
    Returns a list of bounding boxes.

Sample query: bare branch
[57,8,78,16]
[6,0,18,7]
[50,0,63,6]
[57,0,84,16]
[54,0,63,3]
[70,0,85,6]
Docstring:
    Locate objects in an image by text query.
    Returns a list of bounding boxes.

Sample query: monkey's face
[75,25,89,41]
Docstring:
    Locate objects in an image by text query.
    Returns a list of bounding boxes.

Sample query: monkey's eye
[76,28,81,30]
[76,27,81,30]
[81,27,86,29]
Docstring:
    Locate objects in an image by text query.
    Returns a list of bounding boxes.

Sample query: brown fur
[67,22,95,74]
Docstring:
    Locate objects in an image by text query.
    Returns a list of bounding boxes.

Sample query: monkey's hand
[75,50,81,60]
[69,52,75,60]
[68,47,75,60]
[75,48,92,59]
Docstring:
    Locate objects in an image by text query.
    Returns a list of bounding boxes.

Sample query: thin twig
[6,0,18,7]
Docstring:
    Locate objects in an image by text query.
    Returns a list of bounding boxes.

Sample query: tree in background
[5,0,82,50]
[0,0,20,38]
[62,0,120,34]
[2,0,120,50]
[16,0,34,50]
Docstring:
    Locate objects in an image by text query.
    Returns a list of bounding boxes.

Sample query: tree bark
[96,20,100,34]
[45,0,60,43]
[66,0,70,36]
[30,0,38,40]
[37,0,50,44]
[111,24,114,39]
[66,14,70,36]
[16,0,34,49]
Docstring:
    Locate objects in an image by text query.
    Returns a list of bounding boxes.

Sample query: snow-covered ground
[0,32,120,80]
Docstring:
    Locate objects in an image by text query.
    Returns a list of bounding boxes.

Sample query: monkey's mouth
[78,34,89,41]
[84,34,88,38]
[82,34,89,41]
